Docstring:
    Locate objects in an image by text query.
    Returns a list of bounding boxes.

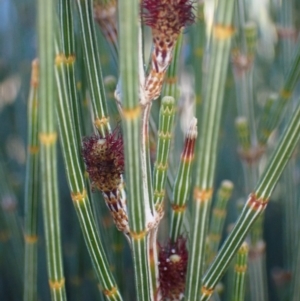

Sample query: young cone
[82,127,129,234]
[158,236,188,301]
[142,0,195,102]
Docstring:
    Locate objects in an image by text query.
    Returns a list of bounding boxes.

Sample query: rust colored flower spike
[158,236,188,301]
[82,127,129,233]
[142,0,195,102]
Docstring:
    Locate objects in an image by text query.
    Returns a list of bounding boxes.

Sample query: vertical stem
[55,43,123,300]
[23,60,39,301]
[185,1,236,300]
[232,13,268,300]
[37,0,67,299]
[151,96,176,296]
[232,242,248,301]
[59,0,84,155]
[248,241,268,301]
[162,32,183,99]
[141,103,154,215]
[207,180,233,264]
[192,0,206,123]
[118,1,153,300]
[277,0,298,277]
[76,0,111,137]
[169,118,197,243]
[153,97,176,212]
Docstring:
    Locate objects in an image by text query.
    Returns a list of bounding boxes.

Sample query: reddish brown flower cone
[158,236,188,300]
[142,0,195,102]
[82,128,129,234]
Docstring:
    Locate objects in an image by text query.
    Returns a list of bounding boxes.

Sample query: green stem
[118,0,153,300]
[54,41,123,301]
[258,41,300,145]
[153,96,176,212]
[141,103,154,215]
[162,32,183,99]
[278,0,298,275]
[185,0,236,299]
[232,242,248,301]
[235,117,251,152]
[76,0,110,136]
[201,95,300,300]
[248,241,268,301]
[37,0,67,299]
[59,0,84,155]
[76,0,128,237]
[192,0,206,120]
[207,180,233,264]
[170,118,197,243]
[150,96,176,296]
[23,60,39,301]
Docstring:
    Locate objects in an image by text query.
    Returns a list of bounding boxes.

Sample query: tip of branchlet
[158,236,188,300]
[162,95,175,106]
[220,180,234,190]
[142,0,195,36]
[186,117,197,139]
[238,242,249,254]
[181,117,197,160]
[235,116,247,126]
[82,127,124,192]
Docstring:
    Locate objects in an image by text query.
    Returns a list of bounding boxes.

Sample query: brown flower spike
[142,0,195,102]
[82,128,129,233]
[158,236,188,301]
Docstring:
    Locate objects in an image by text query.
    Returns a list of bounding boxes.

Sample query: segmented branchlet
[142,0,195,103]
[170,118,197,243]
[158,236,188,301]
[82,127,129,234]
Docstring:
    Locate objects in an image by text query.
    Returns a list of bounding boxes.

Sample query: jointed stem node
[71,189,87,203]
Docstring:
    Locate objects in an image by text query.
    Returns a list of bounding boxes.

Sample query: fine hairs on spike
[141,0,196,103]
[82,127,130,234]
